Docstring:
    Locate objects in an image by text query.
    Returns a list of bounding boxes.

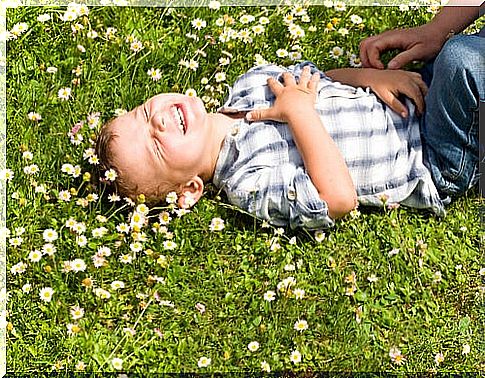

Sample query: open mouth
[172,105,186,134]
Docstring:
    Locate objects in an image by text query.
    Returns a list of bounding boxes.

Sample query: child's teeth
[178,108,186,130]
[173,107,185,132]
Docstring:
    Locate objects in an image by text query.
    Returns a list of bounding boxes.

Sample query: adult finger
[359,37,373,68]
[365,42,386,70]
[360,35,387,69]
[387,48,420,69]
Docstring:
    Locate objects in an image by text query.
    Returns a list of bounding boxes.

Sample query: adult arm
[246,66,357,219]
[360,2,483,69]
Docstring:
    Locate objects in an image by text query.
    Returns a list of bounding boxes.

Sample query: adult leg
[421,34,485,197]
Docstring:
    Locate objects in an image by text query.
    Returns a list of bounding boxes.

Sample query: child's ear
[177,176,204,209]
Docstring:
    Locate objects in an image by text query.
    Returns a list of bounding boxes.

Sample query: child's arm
[246,66,357,219]
[325,68,428,118]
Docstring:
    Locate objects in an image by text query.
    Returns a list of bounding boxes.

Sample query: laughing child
[96,35,482,230]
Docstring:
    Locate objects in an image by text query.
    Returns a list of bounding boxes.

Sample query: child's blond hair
[95,120,176,205]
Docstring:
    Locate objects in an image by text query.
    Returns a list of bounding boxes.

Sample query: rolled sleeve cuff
[287,170,335,230]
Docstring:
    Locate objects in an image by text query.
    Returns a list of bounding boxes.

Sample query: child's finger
[299,66,311,88]
[308,72,320,92]
[267,77,283,95]
[386,93,408,118]
[408,72,428,96]
[400,83,425,116]
[246,107,277,122]
[415,77,428,97]
[299,66,312,85]
[281,72,297,86]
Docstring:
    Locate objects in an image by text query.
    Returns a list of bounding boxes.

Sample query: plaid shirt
[213,62,444,229]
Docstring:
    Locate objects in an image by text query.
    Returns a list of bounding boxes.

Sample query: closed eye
[153,137,160,151]
[152,140,160,160]
[144,105,149,121]
[153,135,163,158]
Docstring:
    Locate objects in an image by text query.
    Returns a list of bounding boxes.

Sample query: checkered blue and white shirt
[213,62,444,230]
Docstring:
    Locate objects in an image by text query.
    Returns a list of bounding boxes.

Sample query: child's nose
[151,113,166,131]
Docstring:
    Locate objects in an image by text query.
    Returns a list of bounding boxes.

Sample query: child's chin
[193,96,205,108]
[193,97,208,115]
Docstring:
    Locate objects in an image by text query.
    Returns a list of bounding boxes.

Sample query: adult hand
[367,70,428,117]
[359,25,445,70]
[246,66,320,123]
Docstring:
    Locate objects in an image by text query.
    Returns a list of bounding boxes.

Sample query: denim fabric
[420,33,485,197]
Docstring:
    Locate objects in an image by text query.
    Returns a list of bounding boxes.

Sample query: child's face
[110,93,212,194]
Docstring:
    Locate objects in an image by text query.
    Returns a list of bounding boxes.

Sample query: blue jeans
[419,33,484,198]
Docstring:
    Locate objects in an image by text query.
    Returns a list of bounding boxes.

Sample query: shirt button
[231,125,239,136]
[287,188,297,201]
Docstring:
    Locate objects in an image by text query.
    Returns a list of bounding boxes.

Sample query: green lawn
[4,3,485,373]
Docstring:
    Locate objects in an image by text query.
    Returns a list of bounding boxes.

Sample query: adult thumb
[387,49,416,69]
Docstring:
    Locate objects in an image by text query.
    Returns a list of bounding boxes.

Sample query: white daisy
[58,87,72,101]
[290,350,302,364]
[43,228,58,242]
[39,287,54,302]
[248,341,260,352]
[197,356,211,368]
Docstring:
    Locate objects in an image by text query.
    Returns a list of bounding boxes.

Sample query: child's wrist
[358,68,378,88]
[285,107,319,125]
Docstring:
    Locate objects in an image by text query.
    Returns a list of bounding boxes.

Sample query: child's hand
[366,70,428,117]
[246,66,320,123]
[247,66,357,219]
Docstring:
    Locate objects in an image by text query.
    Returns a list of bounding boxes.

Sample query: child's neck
[204,112,244,181]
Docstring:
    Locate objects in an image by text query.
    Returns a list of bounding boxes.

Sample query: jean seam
[442,109,477,181]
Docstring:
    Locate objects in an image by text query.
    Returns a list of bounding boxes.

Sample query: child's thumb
[246,108,272,122]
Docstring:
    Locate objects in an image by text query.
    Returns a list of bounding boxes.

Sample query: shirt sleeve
[226,163,335,230]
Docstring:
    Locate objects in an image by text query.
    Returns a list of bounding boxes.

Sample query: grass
[4,3,485,374]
